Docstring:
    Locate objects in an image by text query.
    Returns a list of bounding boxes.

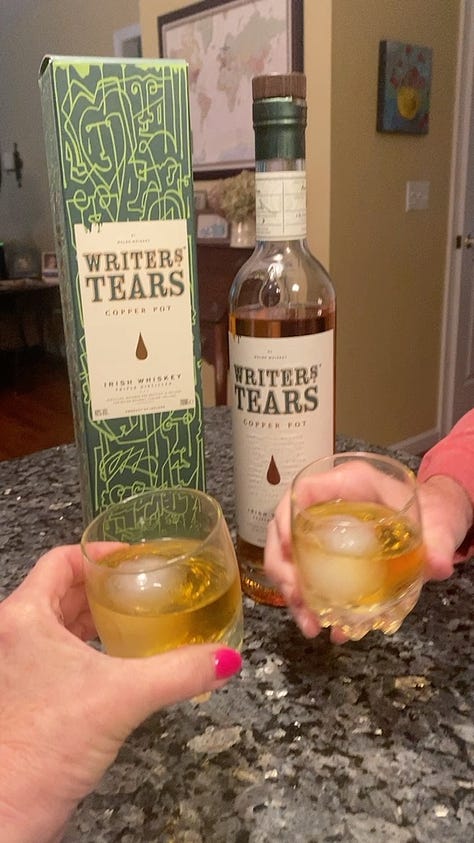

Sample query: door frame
[439,0,474,435]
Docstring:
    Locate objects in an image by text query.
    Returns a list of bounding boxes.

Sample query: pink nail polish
[214,648,242,680]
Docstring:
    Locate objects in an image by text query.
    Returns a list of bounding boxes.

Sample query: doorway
[440,0,474,433]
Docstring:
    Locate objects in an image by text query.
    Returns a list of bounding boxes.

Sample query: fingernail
[214,648,242,680]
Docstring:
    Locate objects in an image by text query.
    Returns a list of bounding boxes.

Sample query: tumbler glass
[291,452,425,640]
[82,488,243,657]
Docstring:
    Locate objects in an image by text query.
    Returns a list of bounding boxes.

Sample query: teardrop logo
[266,455,281,485]
[136,333,148,360]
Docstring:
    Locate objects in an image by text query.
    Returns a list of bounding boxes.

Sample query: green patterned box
[39,56,205,522]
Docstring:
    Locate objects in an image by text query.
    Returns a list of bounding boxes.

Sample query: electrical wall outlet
[406,180,430,211]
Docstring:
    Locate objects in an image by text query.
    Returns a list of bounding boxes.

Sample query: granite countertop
[0,408,473,842]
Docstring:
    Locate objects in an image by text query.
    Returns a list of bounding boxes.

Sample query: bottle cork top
[252,72,306,101]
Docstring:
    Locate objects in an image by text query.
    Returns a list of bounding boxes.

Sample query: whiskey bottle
[228,73,336,605]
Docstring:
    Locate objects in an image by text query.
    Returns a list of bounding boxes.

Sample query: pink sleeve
[418,409,474,500]
[418,409,474,560]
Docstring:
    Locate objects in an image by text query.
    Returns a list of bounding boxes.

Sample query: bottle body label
[75,220,195,421]
[229,330,334,547]
[255,171,307,240]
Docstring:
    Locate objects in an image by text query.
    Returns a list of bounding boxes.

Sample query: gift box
[39,55,205,521]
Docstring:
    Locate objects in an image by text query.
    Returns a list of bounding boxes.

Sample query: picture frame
[158,0,303,178]
[41,251,58,278]
[194,189,208,212]
[377,40,432,135]
[7,245,39,279]
[113,23,142,58]
[196,212,229,242]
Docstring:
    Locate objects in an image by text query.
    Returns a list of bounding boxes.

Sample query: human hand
[416,474,473,579]
[265,486,347,643]
[265,458,410,643]
[0,545,242,843]
[264,468,473,644]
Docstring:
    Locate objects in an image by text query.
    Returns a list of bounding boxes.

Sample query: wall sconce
[1,143,23,188]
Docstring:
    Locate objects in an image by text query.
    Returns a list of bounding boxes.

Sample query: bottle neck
[255,158,307,243]
[253,96,307,244]
[253,97,306,160]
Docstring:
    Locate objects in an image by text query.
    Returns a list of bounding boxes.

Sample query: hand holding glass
[82,489,243,658]
[291,452,425,640]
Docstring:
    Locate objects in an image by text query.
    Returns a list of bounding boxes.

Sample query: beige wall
[140,0,460,447]
[0,0,139,252]
[0,0,460,446]
[330,0,459,445]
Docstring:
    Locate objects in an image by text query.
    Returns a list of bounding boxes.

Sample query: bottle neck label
[255,170,307,241]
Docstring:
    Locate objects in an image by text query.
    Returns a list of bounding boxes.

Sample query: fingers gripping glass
[291,452,425,641]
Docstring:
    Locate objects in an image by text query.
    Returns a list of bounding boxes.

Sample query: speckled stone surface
[1,408,473,842]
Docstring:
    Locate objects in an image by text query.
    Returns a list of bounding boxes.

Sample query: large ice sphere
[297,516,383,605]
[107,556,186,614]
[316,515,378,557]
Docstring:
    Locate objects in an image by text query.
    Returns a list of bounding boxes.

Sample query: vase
[230,218,256,248]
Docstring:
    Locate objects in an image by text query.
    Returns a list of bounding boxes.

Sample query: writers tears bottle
[228,73,336,605]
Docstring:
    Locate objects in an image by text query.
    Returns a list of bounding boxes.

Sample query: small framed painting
[194,190,208,212]
[196,213,229,242]
[113,23,142,57]
[42,251,58,278]
[377,40,432,134]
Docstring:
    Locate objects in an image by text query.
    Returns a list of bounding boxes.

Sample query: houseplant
[208,170,256,247]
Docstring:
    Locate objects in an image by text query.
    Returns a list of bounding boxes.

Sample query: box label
[75,220,195,420]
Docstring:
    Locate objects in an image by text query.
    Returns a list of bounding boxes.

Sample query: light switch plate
[406,180,430,211]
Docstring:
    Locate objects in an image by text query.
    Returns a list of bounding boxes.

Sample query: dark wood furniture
[196,243,252,405]
[0,276,60,350]
[0,277,61,389]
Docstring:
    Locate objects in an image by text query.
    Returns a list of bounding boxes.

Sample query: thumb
[424,529,456,580]
[104,644,242,735]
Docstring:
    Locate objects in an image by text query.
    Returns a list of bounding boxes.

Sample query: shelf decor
[208,170,256,247]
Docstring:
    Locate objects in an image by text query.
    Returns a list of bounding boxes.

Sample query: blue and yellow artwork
[377,40,432,134]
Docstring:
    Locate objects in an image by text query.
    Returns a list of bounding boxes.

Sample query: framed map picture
[158,0,303,177]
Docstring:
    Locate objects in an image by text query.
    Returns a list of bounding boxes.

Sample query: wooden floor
[0,350,221,462]
[0,352,429,464]
[0,350,75,461]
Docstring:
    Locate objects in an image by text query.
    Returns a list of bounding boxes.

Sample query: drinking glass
[82,488,243,658]
[291,452,425,640]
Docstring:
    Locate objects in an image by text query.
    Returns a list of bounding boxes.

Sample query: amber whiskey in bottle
[228,73,336,605]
